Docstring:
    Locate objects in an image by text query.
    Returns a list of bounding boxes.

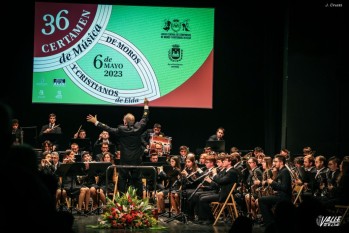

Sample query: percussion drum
[149,135,172,154]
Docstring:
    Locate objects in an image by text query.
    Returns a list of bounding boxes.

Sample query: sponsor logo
[168,44,183,62]
[161,18,191,39]
[54,79,66,86]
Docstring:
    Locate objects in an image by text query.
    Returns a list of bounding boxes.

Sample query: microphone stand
[165,175,188,224]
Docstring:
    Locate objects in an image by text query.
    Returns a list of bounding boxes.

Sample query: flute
[51,124,60,129]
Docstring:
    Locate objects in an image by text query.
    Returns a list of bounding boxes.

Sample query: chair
[210,183,239,226]
[335,204,349,225]
[292,184,304,206]
[108,167,118,202]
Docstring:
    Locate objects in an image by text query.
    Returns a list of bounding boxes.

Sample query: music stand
[205,140,225,153]
[70,138,92,152]
[56,163,86,213]
[87,162,112,215]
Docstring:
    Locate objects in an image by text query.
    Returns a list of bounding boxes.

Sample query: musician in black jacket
[257,154,292,227]
[195,154,238,225]
[186,154,219,221]
[11,118,23,145]
[141,123,165,149]
[86,98,149,198]
[39,113,62,150]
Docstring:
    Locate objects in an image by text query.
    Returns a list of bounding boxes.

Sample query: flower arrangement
[93,186,158,229]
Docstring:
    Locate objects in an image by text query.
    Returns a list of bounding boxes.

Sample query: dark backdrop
[3,0,348,159]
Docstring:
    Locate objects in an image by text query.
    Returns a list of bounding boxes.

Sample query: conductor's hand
[144,98,149,106]
[86,114,98,124]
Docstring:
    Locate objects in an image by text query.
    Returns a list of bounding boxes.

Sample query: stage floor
[71,214,266,233]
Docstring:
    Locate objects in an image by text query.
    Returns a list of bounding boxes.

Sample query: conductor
[86,98,149,198]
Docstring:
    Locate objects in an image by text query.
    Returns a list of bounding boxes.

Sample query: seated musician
[325,156,341,197]
[89,152,115,210]
[195,154,239,225]
[252,157,274,222]
[58,150,91,214]
[313,155,329,197]
[244,157,263,220]
[187,154,219,221]
[292,156,306,185]
[317,159,349,209]
[141,152,166,199]
[38,151,55,175]
[72,129,92,152]
[172,154,204,215]
[301,155,317,196]
[93,130,116,158]
[179,145,189,163]
[156,156,181,214]
[256,155,292,227]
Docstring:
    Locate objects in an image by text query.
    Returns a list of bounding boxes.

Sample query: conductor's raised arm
[86,114,98,124]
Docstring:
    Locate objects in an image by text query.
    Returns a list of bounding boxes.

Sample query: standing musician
[141,123,165,152]
[39,113,62,150]
[11,118,23,145]
[207,127,225,141]
[257,154,292,227]
[244,157,263,220]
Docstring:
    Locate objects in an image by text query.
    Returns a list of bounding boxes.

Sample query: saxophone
[262,169,274,196]
[250,169,261,198]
